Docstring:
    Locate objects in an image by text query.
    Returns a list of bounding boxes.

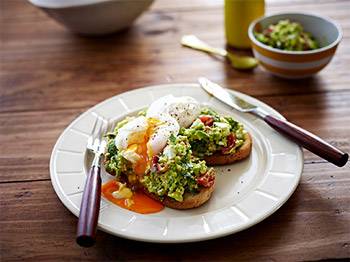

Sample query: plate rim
[50,83,304,243]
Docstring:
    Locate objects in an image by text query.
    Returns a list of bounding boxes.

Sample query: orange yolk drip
[128,118,160,178]
[101,180,164,214]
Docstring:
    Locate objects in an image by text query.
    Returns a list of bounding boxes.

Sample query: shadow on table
[220,54,330,97]
[54,25,162,64]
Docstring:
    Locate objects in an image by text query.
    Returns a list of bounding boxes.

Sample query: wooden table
[1,0,349,261]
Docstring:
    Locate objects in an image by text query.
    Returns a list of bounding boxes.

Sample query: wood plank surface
[1,162,349,261]
[1,1,350,113]
[0,0,349,261]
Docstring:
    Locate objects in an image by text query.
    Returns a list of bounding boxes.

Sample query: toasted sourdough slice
[143,180,215,210]
[203,133,252,166]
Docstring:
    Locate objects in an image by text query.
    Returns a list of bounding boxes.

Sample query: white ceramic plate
[50,83,303,243]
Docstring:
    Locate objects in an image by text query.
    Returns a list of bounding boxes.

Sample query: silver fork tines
[87,115,107,154]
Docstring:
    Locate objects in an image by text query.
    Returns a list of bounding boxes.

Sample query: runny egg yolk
[102,180,164,214]
[127,118,161,178]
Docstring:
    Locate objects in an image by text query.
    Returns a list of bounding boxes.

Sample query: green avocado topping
[104,115,213,202]
[254,19,319,51]
[142,135,211,202]
[104,108,245,203]
[104,116,135,178]
[179,108,246,157]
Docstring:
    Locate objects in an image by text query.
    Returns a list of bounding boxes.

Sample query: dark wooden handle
[76,165,101,247]
[264,115,348,167]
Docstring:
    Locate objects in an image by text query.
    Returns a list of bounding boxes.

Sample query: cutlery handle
[264,115,348,167]
[76,165,101,247]
[181,35,227,57]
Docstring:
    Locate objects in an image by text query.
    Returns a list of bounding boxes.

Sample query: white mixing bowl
[28,0,154,35]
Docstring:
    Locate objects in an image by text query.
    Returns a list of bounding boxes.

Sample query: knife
[198,77,348,167]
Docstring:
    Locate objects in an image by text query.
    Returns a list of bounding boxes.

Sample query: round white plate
[50,83,303,243]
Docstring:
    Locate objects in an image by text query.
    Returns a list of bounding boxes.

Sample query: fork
[76,116,110,247]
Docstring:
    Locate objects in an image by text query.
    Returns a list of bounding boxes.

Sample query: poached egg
[146,95,200,128]
[115,95,200,177]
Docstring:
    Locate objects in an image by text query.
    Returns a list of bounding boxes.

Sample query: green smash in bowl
[254,19,319,51]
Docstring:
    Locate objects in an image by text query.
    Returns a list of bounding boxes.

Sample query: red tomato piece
[196,172,215,188]
[199,115,214,126]
[221,133,236,154]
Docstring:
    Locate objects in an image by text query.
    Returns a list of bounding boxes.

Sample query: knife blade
[198,77,257,113]
[198,77,348,167]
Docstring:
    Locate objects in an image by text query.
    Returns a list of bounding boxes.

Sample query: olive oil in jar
[225,0,265,49]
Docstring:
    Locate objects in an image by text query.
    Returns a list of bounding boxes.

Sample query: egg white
[146,95,200,128]
[147,113,179,157]
[115,116,148,151]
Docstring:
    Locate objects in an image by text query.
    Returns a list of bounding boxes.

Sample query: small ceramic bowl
[248,13,342,79]
[28,0,154,36]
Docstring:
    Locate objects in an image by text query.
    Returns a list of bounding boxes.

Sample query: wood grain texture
[0,0,349,261]
[1,1,350,113]
[1,162,349,261]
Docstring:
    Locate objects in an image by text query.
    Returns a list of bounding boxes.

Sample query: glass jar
[225,0,265,49]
